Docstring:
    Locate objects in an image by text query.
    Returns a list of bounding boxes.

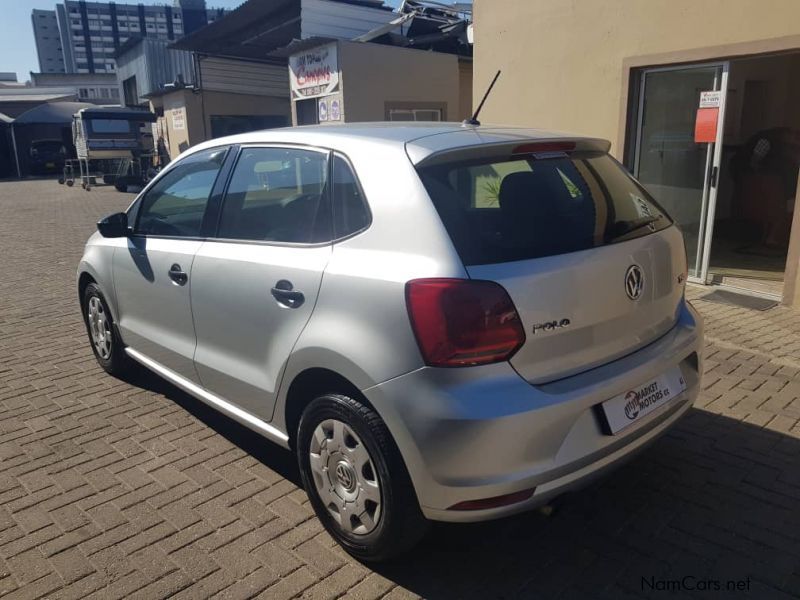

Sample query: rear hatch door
[415,140,686,383]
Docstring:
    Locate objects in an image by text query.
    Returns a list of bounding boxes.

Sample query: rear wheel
[297,394,428,562]
[82,283,134,376]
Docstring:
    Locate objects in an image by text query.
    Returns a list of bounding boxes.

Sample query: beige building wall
[338,41,462,122]
[154,89,291,159]
[474,0,800,156]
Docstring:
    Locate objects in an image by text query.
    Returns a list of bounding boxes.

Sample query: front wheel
[82,283,134,376]
[297,394,428,562]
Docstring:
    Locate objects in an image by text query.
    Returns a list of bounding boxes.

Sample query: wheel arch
[283,367,375,451]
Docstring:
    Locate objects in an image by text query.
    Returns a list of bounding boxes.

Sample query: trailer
[70,107,157,191]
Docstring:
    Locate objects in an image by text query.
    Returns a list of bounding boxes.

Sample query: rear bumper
[364,300,703,522]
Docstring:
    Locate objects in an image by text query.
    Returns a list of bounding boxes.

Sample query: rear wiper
[607,215,663,241]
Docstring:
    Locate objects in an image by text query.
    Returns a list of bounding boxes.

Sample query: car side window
[135,147,228,238]
[217,147,331,244]
[332,154,370,239]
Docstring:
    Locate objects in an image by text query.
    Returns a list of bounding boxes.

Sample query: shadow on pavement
[376,409,800,599]
[119,366,303,488]
[118,367,800,599]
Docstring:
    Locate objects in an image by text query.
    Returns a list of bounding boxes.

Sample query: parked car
[77,123,703,561]
[29,139,67,175]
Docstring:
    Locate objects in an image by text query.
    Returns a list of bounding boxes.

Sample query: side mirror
[97,212,130,238]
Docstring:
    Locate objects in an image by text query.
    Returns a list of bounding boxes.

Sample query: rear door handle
[168,263,188,286]
[271,280,304,308]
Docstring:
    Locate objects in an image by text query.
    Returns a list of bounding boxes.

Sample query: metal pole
[10,124,21,179]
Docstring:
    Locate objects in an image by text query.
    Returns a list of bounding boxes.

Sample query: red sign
[694,107,719,143]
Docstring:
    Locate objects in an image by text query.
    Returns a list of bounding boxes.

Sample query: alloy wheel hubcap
[308,419,381,535]
[87,296,112,360]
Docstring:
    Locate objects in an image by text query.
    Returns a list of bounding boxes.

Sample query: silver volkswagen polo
[78,123,703,561]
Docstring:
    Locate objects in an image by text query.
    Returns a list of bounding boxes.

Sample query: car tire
[82,283,134,377]
[297,394,429,562]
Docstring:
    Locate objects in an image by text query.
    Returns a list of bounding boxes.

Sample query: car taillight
[405,278,526,368]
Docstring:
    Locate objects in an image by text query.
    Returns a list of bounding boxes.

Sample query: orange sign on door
[694,107,719,143]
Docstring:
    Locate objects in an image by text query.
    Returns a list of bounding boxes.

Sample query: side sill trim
[125,347,291,448]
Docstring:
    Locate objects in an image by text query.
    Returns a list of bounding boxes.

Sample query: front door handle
[271,279,305,308]
[168,263,188,286]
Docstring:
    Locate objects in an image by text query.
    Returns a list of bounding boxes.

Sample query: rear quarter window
[418,151,671,266]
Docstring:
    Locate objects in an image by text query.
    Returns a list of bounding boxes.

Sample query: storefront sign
[171,108,186,131]
[694,107,719,143]
[330,98,341,121]
[290,43,339,99]
[318,98,329,122]
[699,90,722,108]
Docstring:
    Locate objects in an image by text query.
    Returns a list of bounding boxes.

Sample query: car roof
[188,122,611,164]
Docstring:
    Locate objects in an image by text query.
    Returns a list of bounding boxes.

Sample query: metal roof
[268,36,337,58]
[12,102,93,125]
[0,92,77,104]
[76,106,157,122]
[170,0,394,60]
[170,0,300,60]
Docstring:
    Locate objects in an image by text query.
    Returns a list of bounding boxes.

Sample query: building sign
[330,98,341,121]
[289,43,339,100]
[694,108,719,143]
[171,107,186,131]
[699,90,722,108]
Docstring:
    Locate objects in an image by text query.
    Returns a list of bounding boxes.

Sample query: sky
[0,0,410,83]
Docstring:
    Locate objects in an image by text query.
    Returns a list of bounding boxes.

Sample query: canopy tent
[10,102,93,178]
[0,113,12,178]
[13,101,93,125]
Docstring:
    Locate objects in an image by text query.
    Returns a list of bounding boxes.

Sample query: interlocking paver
[1,180,800,598]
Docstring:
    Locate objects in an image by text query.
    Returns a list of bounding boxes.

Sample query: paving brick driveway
[1,179,799,599]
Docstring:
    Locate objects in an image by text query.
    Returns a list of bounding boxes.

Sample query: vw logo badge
[625,265,644,301]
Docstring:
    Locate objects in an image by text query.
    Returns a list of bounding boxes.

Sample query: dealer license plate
[601,367,686,434]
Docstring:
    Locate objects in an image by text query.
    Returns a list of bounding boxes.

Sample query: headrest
[499,170,566,220]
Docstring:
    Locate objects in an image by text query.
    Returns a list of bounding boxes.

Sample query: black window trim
[126,143,234,241]
[125,142,373,247]
[330,151,373,243]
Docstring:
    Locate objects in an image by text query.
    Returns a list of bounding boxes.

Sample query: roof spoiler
[411,137,612,168]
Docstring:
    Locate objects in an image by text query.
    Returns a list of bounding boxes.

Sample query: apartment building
[32,9,67,74]
[32,0,226,75]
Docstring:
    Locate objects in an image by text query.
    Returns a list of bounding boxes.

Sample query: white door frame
[698,63,730,283]
[633,61,730,284]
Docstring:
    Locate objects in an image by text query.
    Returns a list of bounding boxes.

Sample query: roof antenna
[463,69,501,127]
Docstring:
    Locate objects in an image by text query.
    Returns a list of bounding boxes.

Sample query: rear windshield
[418,151,671,266]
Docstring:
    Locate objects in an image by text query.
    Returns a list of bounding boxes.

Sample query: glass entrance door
[633,63,728,282]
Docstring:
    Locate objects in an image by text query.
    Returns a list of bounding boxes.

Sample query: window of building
[217,147,331,243]
[387,107,443,122]
[136,147,229,238]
